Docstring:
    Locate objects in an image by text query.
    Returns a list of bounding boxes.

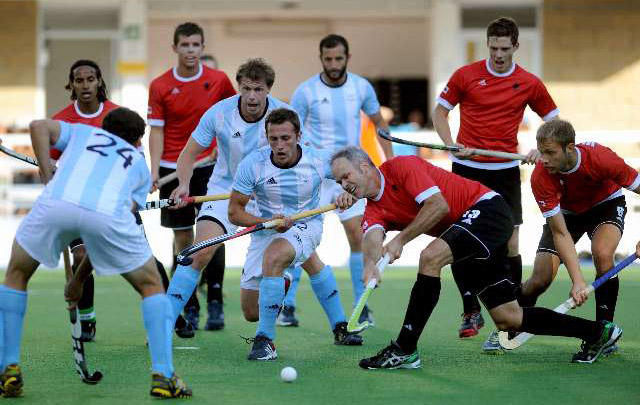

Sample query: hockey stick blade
[69,308,103,384]
[346,254,390,332]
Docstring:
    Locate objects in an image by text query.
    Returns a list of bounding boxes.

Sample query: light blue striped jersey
[232,144,333,229]
[191,94,298,191]
[291,72,380,151]
[42,121,150,216]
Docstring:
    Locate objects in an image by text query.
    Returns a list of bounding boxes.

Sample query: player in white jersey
[165,59,293,328]
[286,34,393,327]
[228,108,363,361]
[0,108,192,399]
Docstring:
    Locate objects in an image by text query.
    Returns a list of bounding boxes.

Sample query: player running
[0,108,191,398]
[228,108,363,360]
[285,34,393,327]
[148,22,235,333]
[433,17,559,339]
[509,119,639,360]
[330,147,622,369]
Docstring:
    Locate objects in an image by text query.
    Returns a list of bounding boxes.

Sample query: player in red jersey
[148,22,235,333]
[433,17,559,339]
[519,119,640,361]
[330,146,622,368]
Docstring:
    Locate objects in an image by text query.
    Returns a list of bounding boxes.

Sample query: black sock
[156,258,170,290]
[451,263,480,313]
[515,285,538,307]
[595,276,619,322]
[205,244,226,304]
[396,274,441,354]
[520,307,601,343]
[508,255,522,286]
[78,273,95,313]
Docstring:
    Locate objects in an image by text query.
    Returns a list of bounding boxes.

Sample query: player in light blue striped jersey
[228,108,363,361]
[0,108,191,398]
[285,34,393,327]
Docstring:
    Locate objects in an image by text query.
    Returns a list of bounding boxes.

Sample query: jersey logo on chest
[171,87,180,95]
[232,131,242,138]
[266,177,278,185]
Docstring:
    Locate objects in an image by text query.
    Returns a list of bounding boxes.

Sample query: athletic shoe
[458,311,485,338]
[333,322,364,346]
[276,306,299,327]
[247,335,278,361]
[79,320,96,342]
[184,306,199,331]
[571,321,622,364]
[174,315,195,339]
[204,300,224,331]
[150,373,192,399]
[1,364,23,398]
[359,341,422,370]
[482,330,505,354]
[358,305,375,328]
[602,343,619,356]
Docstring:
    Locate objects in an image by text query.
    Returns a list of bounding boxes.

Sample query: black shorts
[159,164,214,229]
[452,163,522,225]
[537,196,627,256]
[440,195,515,309]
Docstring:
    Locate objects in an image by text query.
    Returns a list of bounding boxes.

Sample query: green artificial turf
[3,266,640,404]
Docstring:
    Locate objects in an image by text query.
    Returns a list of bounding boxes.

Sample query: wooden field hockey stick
[0,144,38,166]
[63,249,103,384]
[498,253,638,350]
[176,204,337,266]
[140,193,230,211]
[157,155,214,187]
[376,129,527,161]
[346,254,391,332]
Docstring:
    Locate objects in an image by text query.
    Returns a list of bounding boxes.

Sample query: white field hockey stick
[498,253,638,350]
[140,193,230,211]
[346,254,391,332]
[63,249,103,384]
[157,155,214,187]
[377,129,527,161]
[176,204,337,266]
[0,144,38,166]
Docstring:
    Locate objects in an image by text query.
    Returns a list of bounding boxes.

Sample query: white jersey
[43,122,150,217]
[291,72,380,151]
[191,94,297,192]
[232,144,333,230]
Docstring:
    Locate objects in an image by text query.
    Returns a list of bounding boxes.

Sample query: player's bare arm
[228,190,293,233]
[169,137,205,208]
[432,104,472,159]
[383,193,449,264]
[335,191,357,210]
[547,213,588,306]
[29,119,60,184]
[362,227,385,285]
[369,112,394,159]
[148,126,164,193]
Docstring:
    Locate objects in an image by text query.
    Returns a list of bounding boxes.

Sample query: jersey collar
[485,59,516,77]
[172,63,203,82]
[319,72,349,88]
[560,148,582,175]
[372,168,385,201]
[74,101,103,118]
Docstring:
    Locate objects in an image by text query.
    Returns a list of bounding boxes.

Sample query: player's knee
[527,273,551,296]
[72,247,87,264]
[418,249,443,276]
[190,247,216,270]
[241,303,259,322]
[591,249,613,273]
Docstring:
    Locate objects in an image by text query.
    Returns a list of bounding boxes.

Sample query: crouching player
[0,109,191,398]
[228,109,362,360]
[497,119,640,360]
[330,147,622,369]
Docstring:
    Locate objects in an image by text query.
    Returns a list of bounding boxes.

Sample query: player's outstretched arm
[362,227,385,285]
[148,126,164,193]
[169,137,206,208]
[228,190,270,228]
[29,119,60,184]
[432,104,472,159]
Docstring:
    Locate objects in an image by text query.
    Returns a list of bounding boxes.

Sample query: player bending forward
[229,108,363,360]
[330,147,622,369]
[0,109,191,398]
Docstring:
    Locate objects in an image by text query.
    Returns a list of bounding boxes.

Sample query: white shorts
[16,198,152,275]
[197,185,256,233]
[320,179,365,221]
[240,220,323,290]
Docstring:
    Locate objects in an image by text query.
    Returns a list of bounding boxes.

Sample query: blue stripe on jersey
[49,127,89,201]
[331,86,348,150]
[79,147,121,210]
[279,169,300,212]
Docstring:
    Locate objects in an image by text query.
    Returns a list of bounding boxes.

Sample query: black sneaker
[333,322,363,346]
[184,306,200,331]
[1,364,23,398]
[204,300,225,331]
[246,335,278,361]
[571,321,622,364]
[174,315,195,339]
[276,306,299,327]
[359,341,422,370]
[458,311,484,338]
[150,373,192,399]
[358,305,374,328]
[79,320,96,342]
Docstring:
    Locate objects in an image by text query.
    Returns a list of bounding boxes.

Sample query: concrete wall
[543,0,640,130]
[0,1,37,127]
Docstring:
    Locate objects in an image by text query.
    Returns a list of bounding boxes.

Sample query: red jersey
[362,156,496,236]
[438,59,558,167]
[51,100,120,159]
[147,64,236,167]
[531,142,639,217]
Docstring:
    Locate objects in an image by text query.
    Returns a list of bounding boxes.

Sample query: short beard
[323,66,347,83]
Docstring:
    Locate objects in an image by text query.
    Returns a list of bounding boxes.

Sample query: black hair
[487,17,519,45]
[102,107,146,145]
[65,59,107,102]
[265,108,301,134]
[174,22,204,45]
[319,34,349,55]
